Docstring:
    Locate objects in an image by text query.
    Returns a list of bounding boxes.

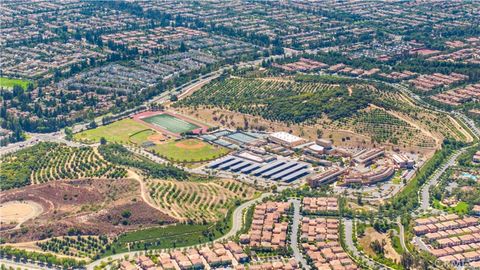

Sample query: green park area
[433,199,469,215]
[0,77,31,89]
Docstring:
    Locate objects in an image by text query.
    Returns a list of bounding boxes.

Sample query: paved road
[419,148,467,212]
[0,258,56,270]
[219,193,272,241]
[288,199,310,270]
[396,217,409,254]
[0,132,84,157]
[86,193,271,270]
[413,236,430,253]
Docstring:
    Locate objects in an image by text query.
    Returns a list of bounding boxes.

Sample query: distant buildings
[431,84,480,107]
[413,215,480,268]
[408,73,468,92]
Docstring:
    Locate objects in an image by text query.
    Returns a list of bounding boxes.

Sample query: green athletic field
[73,119,151,144]
[150,139,229,162]
[141,114,200,134]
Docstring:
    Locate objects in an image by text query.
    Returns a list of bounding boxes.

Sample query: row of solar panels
[208,156,310,183]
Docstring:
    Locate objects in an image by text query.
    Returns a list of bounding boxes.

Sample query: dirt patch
[0,179,176,243]
[0,201,43,230]
[147,133,168,144]
[359,227,401,263]
[175,139,206,150]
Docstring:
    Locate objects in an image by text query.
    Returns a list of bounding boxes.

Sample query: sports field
[141,114,200,134]
[74,119,151,144]
[151,139,229,162]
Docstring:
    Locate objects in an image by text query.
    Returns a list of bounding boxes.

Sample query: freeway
[289,199,310,270]
[86,193,271,270]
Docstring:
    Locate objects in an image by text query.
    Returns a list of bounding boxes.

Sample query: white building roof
[308,144,324,152]
[270,132,304,144]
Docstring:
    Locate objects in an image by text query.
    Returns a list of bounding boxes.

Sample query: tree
[370,239,386,256]
[357,193,363,206]
[100,137,107,145]
[179,42,187,52]
[64,128,73,141]
[401,253,414,270]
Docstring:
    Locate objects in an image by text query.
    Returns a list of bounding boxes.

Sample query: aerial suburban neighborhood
[0,1,479,270]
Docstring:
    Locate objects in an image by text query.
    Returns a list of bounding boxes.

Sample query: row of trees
[0,246,86,269]
[98,143,189,180]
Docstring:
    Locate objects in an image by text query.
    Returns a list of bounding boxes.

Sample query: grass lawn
[129,129,156,145]
[150,138,229,162]
[0,77,31,89]
[433,199,469,214]
[73,119,150,144]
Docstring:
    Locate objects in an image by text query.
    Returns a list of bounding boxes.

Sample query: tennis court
[141,113,200,134]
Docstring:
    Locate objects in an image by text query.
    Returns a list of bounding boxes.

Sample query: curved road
[396,217,409,254]
[86,193,271,270]
[419,148,467,212]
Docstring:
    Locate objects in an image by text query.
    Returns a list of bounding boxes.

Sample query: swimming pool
[461,172,478,180]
